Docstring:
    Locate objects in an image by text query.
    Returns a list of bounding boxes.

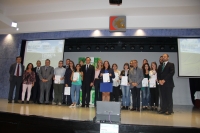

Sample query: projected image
[178,38,200,76]
[24,40,65,68]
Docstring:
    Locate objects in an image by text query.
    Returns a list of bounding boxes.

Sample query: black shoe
[81,105,85,108]
[136,108,140,111]
[8,101,12,103]
[14,101,19,103]
[121,106,126,110]
[86,105,89,108]
[158,111,165,114]
[27,101,29,104]
[130,108,136,111]
[125,106,129,110]
[22,101,24,104]
[165,112,172,115]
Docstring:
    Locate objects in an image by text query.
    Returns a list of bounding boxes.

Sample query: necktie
[37,67,39,73]
[17,64,19,76]
[162,63,165,71]
[86,65,88,71]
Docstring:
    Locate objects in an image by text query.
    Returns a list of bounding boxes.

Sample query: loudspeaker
[109,0,122,5]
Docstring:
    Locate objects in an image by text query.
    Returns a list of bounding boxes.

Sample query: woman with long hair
[120,63,130,110]
[21,63,35,104]
[70,64,83,107]
[149,62,159,111]
[94,60,103,106]
[99,61,115,101]
[142,63,150,110]
[111,63,121,102]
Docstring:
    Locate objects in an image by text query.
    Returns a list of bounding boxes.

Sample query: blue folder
[100,83,113,92]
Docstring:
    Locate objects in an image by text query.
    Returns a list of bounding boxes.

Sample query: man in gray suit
[129,60,144,111]
[8,56,25,103]
[38,59,54,104]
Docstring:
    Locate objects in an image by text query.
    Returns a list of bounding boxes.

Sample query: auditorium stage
[0,99,199,128]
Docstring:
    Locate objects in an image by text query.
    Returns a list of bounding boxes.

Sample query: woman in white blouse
[149,62,159,111]
[111,63,121,102]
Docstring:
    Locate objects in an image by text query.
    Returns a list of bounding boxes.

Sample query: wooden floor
[0,99,199,128]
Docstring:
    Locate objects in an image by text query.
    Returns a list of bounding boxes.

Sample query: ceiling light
[11,22,17,27]
[16,28,19,31]
[149,46,154,50]
[95,46,100,50]
[110,46,115,50]
[160,46,165,50]
[130,46,135,50]
[139,46,144,50]
[170,46,175,50]
[76,46,80,50]
[121,46,126,50]
[104,46,108,50]
[68,46,73,50]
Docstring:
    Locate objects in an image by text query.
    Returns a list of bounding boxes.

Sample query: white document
[100,123,119,133]
[73,72,79,81]
[142,78,148,87]
[121,76,128,85]
[64,87,70,95]
[149,78,156,88]
[54,75,61,84]
[103,73,110,82]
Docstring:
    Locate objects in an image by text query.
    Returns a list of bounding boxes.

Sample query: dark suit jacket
[9,63,25,81]
[64,68,74,87]
[157,62,175,88]
[33,67,40,82]
[98,68,115,83]
[81,64,95,84]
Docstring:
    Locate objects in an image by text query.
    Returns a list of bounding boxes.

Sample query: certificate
[121,76,128,85]
[64,87,70,95]
[73,72,79,81]
[54,75,61,84]
[149,78,156,88]
[142,78,148,87]
[103,73,110,82]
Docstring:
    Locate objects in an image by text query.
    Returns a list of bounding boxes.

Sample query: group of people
[8,53,175,115]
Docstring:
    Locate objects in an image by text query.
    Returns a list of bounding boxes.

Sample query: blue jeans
[121,85,130,106]
[142,87,150,106]
[71,84,81,104]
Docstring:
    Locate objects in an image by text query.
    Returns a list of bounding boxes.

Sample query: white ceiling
[0,0,200,34]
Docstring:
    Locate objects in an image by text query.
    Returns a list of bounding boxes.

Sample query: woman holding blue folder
[99,61,115,101]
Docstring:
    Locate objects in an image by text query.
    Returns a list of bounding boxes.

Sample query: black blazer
[9,63,25,81]
[81,64,95,84]
[157,62,175,88]
[33,67,40,82]
[98,68,115,83]
[64,68,74,87]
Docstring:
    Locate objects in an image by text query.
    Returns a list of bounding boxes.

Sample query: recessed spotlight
[130,46,135,50]
[95,46,100,50]
[160,46,165,50]
[170,46,175,50]
[68,46,73,50]
[139,46,144,50]
[16,28,19,31]
[76,46,80,50]
[86,46,91,50]
[104,46,108,50]
[110,46,115,50]
[149,46,154,50]
[121,46,126,50]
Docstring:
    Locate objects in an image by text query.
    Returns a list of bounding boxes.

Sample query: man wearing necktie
[81,57,95,108]
[32,60,41,103]
[38,59,54,104]
[157,54,175,115]
[8,56,25,103]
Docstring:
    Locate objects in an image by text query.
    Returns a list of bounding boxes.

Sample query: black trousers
[32,80,40,103]
[158,85,163,109]
[94,79,101,106]
[8,76,22,102]
[82,83,92,106]
[150,85,159,106]
[131,87,140,109]
[111,86,120,102]
[160,86,173,113]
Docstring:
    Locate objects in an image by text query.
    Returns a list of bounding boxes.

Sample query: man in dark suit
[38,59,54,104]
[62,58,71,105]
[157,54,175,115]
[8,56,25,103]
[81,57,95,108]
[32,60,41,103]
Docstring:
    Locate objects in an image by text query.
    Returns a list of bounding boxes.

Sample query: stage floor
[0,99,199,128]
